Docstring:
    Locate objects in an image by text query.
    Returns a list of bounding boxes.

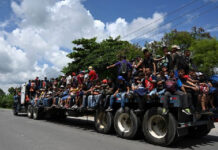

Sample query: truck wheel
[59,110,67,120]
[188,125,211,138]
[142,108,177,146]
[33,107,40,120]
[13,109,18,116]
[27,105,33,119]
[95,110,113,134]
[114,107,139,139]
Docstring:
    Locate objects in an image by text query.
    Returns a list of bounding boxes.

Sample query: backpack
[165,78,177,93]
[120,61,128,75]
[145,77,154,91]
[210,75,218,87]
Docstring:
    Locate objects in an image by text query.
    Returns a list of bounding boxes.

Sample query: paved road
[0,109,218,150]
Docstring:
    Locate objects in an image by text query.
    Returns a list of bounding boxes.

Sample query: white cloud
[207,26,218,32]
[0,0,168,92]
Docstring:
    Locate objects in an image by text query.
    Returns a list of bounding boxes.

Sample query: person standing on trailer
[106,55,132,81]
[135,49,156,74]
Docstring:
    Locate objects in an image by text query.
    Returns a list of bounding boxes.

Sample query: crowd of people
[15,45,218,115]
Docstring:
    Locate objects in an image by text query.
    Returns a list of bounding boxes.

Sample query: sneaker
[64,105,69,109]
[105,107,113,112]
[135,109,143,113]
[71,104,78,109]
[162,108,168,115]
[201,110,214,115]
[182,108,192,115]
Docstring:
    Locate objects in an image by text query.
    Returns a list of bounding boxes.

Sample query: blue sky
[82,0,218,38]
[0,0,217,91]
[1,0,218,40]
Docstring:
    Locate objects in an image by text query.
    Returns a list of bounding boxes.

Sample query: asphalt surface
[0,109,218,150]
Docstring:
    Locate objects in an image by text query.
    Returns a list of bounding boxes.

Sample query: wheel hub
[117,113,132,133]
[148,115,167,139]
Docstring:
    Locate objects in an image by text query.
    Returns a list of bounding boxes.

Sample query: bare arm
[127,86,130,94]
[136,59,143,69]
[113,89,119,97]
[181,85,187,93]
[107,64,116,69]
[153,62,156,75]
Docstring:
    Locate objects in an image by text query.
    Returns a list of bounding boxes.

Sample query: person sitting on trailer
[13,89,21,112]
[156,72,167,96]
[60,84,70,108]
[29,80,36,99]
[132,75,147,113]
[106,75,130,112]
[51,87,58,106]
[100,78,116,109]
[143,68,157,99]
[178,69,198,111]
[35,88,46,106]
[73,83,84,108]
[88,66,98,81]
[80,82,93,110]
[87,80,102,110]
[42,88,53,107]
[162,70,191,115]
[70,83,80,109]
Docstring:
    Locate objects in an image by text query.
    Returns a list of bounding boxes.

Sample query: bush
[0,95,14,108]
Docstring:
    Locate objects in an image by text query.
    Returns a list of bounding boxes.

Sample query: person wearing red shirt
[88,66,98,81]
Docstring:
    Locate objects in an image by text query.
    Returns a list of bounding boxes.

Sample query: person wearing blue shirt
[162,70,191,115]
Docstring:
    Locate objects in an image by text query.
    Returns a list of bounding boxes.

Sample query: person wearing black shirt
[106,76,130,112]
[136,49,156,74]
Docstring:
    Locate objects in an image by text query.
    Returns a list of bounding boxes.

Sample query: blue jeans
[157,89,165,95]
[88,95,101,108]
[82,95,88,107]
[109,92,127,109]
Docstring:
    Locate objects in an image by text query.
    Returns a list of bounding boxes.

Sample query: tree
[161,29,194,50]
[62,36,143,79]
[0,88,5,97]
[191,26,212,40]
[189,38,218,74]
[8,87,16,95]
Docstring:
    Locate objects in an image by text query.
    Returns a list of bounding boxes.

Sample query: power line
[130,1,212,41]
[121,0,199,39]
[134,5,218,44]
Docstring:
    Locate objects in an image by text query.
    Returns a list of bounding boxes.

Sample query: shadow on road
[39,116,218,149]
[45,117,96,132]
[171,135,218,149]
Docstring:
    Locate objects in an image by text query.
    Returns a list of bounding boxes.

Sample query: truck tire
[95,110,113,134]
[188,125,211,138]
[27,105,33,119]
[142,108,177,146]
[13,109,18,116]
[33,107,41,120]
[58,110,67,120]
[114,107,139,139]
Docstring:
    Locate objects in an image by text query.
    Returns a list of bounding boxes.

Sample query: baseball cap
[117,76,125,81]
[171,45,180,50]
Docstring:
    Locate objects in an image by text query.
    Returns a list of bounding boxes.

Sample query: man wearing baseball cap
[171,45,182,71]
[106,75,130,112]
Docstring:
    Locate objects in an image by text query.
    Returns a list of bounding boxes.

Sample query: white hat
[171,45,180,50]
[196,72,203,76]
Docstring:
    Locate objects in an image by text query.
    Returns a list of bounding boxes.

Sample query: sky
[0,0,217,92]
